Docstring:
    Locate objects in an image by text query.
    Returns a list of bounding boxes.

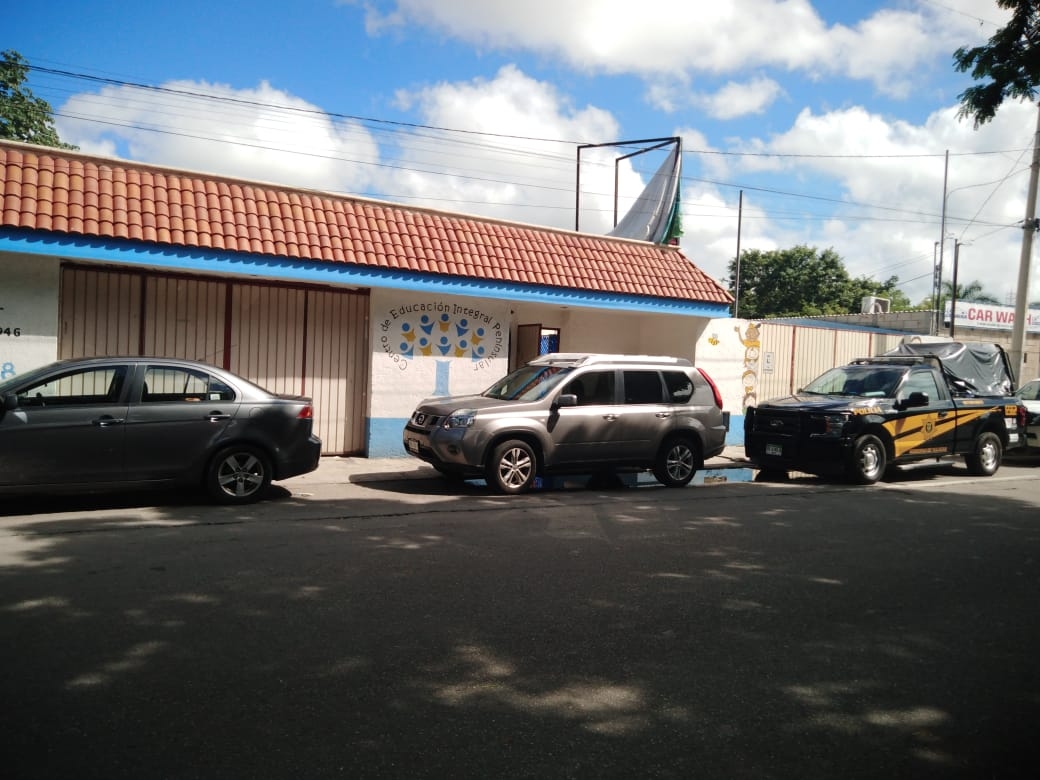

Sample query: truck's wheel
[486,440,537,494]
[848,434,886,484]
[965,431,1002,476]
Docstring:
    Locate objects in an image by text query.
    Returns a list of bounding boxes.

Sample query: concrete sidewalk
[286,445,755,487]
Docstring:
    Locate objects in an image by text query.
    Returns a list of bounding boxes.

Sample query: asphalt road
[3,458,1040,779]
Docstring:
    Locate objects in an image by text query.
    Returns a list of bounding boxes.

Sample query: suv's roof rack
[529,353,693,367]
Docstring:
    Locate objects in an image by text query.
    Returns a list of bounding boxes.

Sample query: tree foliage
[0,50,76,149]
[727,245,913,318]
[954,0,1040,127]
[940,279,1001,306]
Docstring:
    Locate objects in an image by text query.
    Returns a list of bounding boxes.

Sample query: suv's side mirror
[897,391,929,410]
[556,393,578,408]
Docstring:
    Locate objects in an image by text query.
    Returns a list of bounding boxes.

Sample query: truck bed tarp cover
[884,341,1014,396]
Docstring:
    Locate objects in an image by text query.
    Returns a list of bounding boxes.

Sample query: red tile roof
[0,141,732,305]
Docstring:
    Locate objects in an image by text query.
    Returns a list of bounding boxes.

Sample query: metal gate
[59,265,369,455]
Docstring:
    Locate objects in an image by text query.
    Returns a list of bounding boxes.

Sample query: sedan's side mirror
[2,393,16,411]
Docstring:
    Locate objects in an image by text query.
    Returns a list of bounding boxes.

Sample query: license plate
[407,438,419,453]
[765,443,782,457]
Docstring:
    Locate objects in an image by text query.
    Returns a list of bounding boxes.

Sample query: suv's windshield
[483,364,574,402]
[802,365,907,397]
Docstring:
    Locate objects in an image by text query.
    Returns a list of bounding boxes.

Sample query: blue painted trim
[0,229,732,318]
[726,413,746,446]
[368,417,410,458]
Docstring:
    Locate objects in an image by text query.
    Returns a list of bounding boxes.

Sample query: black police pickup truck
[744,341,1028,483]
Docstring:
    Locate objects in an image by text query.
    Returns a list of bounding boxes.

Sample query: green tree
[939,279,1001,311]
[953,0,1040,127]
[0,50,76,149]
[728,245,913,318]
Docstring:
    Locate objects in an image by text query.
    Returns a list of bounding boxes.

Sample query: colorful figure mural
[735,322,762,411]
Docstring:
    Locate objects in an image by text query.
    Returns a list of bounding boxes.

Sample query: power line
[29,62,1034,161]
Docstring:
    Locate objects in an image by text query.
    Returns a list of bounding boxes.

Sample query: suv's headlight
[810,413,849,437]
[443,409,477,428]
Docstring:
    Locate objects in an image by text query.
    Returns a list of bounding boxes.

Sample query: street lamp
[949,239,967,338]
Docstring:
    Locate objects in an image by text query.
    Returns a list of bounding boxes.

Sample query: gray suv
[403,353,729,493]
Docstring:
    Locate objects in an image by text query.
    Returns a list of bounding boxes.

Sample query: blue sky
[6,0,1037,306]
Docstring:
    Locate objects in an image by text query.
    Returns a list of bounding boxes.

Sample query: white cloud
[387,65,625,232]
[348,0,1008,102]
[707,99,1040,303]
[691,77,785,120]
[57,81,380,194]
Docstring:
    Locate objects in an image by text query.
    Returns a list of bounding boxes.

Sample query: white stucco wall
[0,252,60,381]
[512,304,709,360]
[367,290,512,455]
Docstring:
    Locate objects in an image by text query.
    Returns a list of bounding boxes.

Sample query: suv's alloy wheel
[653,436,699,487]
[486,440,537,494]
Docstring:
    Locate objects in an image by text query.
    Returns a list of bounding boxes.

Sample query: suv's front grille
[410,411,442,429]
[752,410,802,435]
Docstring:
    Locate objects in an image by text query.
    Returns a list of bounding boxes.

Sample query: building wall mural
[695,319,761,444]
[368,290,511,456]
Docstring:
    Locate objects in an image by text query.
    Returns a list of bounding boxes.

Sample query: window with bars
[539,329,560,355]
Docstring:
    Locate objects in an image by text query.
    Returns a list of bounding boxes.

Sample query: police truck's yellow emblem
[924,420,933,434]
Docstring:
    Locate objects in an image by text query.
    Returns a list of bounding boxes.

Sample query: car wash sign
[944,301,1040,333]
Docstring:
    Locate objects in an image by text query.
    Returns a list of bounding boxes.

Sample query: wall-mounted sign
[369,292,511,422]
[378,301,505,373]
[943,300,1040,333]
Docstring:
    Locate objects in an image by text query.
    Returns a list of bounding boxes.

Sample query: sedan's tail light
[697,368,724,409]
[297,405,314,420]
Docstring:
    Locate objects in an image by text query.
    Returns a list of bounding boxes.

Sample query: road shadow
[3,478,1040,777]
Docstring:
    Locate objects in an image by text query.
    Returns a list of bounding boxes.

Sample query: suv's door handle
[206,412,232,421]
[93,415,125,427]
[603,414,618,422]
[655,412,671,418]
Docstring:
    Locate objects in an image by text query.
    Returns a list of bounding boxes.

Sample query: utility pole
[936,150,949,336]
[1009,104,1040,384]
[734,190,743,318]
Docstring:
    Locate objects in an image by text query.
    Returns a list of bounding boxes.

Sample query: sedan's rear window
[142,366,236,403]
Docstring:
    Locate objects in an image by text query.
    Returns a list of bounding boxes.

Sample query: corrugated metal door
[228,284,368,454]
[306,289,368,455]
[59,266,142,358]
[229,285,307,395]
[60,266,370,456]
[143,275,227,364]
[758,323,794,402]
